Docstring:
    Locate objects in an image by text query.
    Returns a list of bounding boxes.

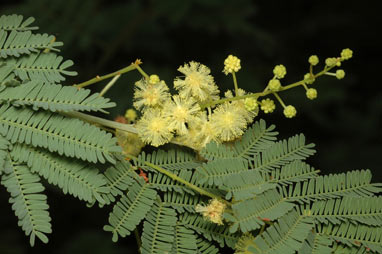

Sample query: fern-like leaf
[333,244,369,254]
[171,224,198,254]
[297,232,333,254]
[317,221,382,253]
[0,105,121,163]
[0,155,52,246]
[304,196,382,226]
[163,190,207,213]
[103,178,157,242]
[10,143,110,204]
[196,237,219,254]
[0,30,62,58]
[101,157,137,205]
[196,158,249,187]
[149,169,196,195]
[268,160,319,185]
[248,209,314,254]
[8,52,77,83]
[179,212,239,248]
[0,63,15,84]
[222,168,276,201]
[0,80,115,113]
[283,169,382,203]
[140,198,177,254]
[0,14,37,31]
[136,149,200,173]
[0,134,9,172]
[227,188,295,233]
[252,134,316,173]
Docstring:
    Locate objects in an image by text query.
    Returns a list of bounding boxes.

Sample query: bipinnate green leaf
[103,178,157,242]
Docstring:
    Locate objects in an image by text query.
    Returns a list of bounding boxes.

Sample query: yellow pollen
[173,108,188,121]
[186,73,201,87]
[149,120,163,132]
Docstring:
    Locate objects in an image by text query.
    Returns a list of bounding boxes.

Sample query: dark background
[1,0,381,253]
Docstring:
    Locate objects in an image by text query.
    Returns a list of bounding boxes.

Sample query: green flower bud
[308,55,319,66]
[306,88,317,100]
[268,79,281,91]
[336,69,345,79]
[273,65,287,79]
[283,105,297,118]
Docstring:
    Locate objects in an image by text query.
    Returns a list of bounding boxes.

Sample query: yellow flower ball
[306,88,317,100]
[341,48,353,60]
[244,98,258,111]
[268,79,281,91]
[304,73,315,84]
[273,65,287,79]
[260,98,276,113]
[283,105,297,118]
[336,69,345,79]
[308,55,319,66]
[223,55,241,75]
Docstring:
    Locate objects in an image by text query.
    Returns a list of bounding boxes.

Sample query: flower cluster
[129,49,352,149]
[133,57,260,149]
[195,199,226,225]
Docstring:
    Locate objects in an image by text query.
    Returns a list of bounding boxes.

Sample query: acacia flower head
[225,89,257,124]
[135,108,173,147]
[133,79,170,110]
[260,98,276,113]
[273,64,287,79]
[195,199,226,225]
[162,95,201,135]
[180,112,219,149]
[336,69,345,79]
[244,97,258,111]
[308,55,319,66]
[211,102,247,141]
[304,73,315,84]
[341,48,353,60]
[283,105,297,118]
[268,79,281,91]
[223,55,241,75]
[174,61,219,102]
[306,88,317,100]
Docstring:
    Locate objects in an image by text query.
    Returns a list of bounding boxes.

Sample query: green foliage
[103,178,157,242]
[243,208,314,254]
[196,237,219,254]
[0,80,115,113]
[282,169,382,203]
[316,221,382,253]
[179,212,240,248]
[0,30,62,58]
[0,14,37,31]
[227,189,295,233]
[10,143,110,204]
[171,224,198,254]
[0,105,121,163]
[0,14,120,246]
[305,196,382,226]
[140,198,177,254]
[8,52,77,83]
[136,149,201,173]
[101,157,137,205]
[0,154,51,247]
[1,13,381,254]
